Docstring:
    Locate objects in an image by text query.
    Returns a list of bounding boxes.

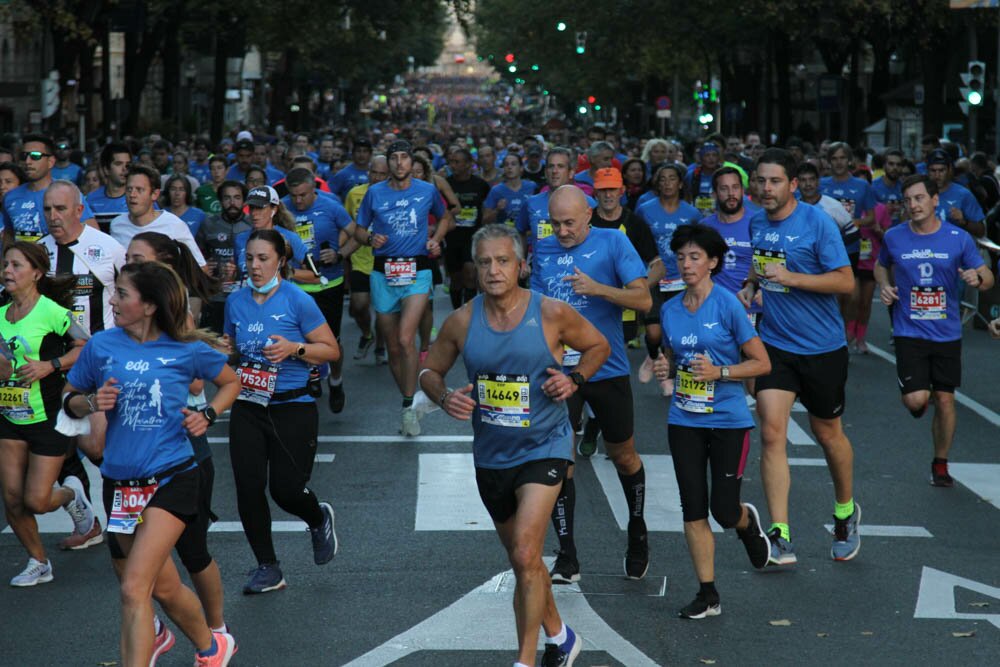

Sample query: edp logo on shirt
[124,360,150,373]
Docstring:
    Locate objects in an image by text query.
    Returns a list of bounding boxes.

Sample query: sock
[846,320,858,341]
[833,498,855,520]
[699,581,719,601]
[550,477,576,556]
[449,286,462,309]
[328,375,343,387]
[402,396,413,408]
[618,465,646,525]
[196,636,218,658]
[212,624,228,634]
[153,615,162,636]
[855,323,868,342]
[933,457,947,464]
[545,622,567,645]
[770,522,790,541]
[645,336,659,360]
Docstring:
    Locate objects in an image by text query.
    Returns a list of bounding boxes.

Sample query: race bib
[0,381,33,420]
[108,482,158,534]
[622,308,636,323]
[859,238,873,261]
[476,372,530,427]
[71,305,87,330]
[295,222,315,248]
[14,233,43,244]
[562,346,581,367]
[753,248,789,293]
[385,258,417,286]
[910,286,946,320]
[536,222,553,240]
[659,277,686,293]
[456,206,478,228]
[695,195,714,213]
[237,361,279,406]
[675,363,716,413]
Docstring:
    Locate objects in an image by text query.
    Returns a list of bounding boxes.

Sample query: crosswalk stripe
[822,524,932,538]
[949,463,1000,511]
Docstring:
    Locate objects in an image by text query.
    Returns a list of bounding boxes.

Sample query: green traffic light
[557,22,567,31]
[531,64,539,71]
[594,104,602,111]
[969,90,983,105]
[578,105,588,114]
[576,46,585,55]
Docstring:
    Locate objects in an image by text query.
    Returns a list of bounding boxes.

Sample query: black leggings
[229,400,324,566]
[668,424,750,527]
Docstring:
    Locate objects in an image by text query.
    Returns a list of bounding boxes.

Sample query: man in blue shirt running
[925,149,985,238]
[738,148,862,566]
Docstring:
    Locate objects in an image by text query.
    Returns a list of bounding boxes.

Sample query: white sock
[153,615,162,635]
[212,624,228,634]
[328,375,343,387]
[545,622,567,645]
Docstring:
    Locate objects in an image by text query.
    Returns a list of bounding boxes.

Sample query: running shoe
[311,502,338,565]
[10,558,53,587]
[62,475,96,536]
[549,550,580,584]
[59,516,104,550]
[577,419,599,457]
[354,334,374,360]
[374,348,388,365]
[855,339,869,354]
[678,592,721,619]
[328,382,346,414]
[660,377,674,397]
[540,625,581,667]
[931,461,954,487]
[736,503,770,570]
[638,356,654,383]
[150,623,175,666]
[831,502,862,561]
[624,521,650,580]
[193,631,236,667]
[401,407,421,436]
[766,528,797,566]
[242,563,287,594]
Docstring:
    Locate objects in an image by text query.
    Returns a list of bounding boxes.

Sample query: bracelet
[439,388,452,407]
[85,393,97,414]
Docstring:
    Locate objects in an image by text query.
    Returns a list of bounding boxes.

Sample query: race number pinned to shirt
[295,221,315,249]
[695,195,714,214]
[859,238,873,261]
[659,277,686,293]
[456,207,478,228]
[108,481,159,534]
[536,222,554,240]
[0,381,33,421]
[562,346,581,367]
[910,286,946,320]
[675,363,716,413]
[753,248,789,293]
[385,258,418,286]
[476,372,530,428]
[237,361,278,405]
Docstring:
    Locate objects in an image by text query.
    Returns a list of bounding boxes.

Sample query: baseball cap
[235,139,254,152]
[246,185,279,207]
[236,130,254,142]
[526,145,543,157]
[926,149,951,166]
[593,167,623,190]
[354,138,373,149]
[386,140,413,156]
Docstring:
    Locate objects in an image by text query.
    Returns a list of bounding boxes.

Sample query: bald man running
[530,185,653,582]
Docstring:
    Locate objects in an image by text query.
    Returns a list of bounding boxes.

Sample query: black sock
[645,336,659,360]
[618,465,646,530]
[550,476,576,557]
[699,581,719,601]
[449,285,462,309]
[933,457,947,464]
[402,396,413,408]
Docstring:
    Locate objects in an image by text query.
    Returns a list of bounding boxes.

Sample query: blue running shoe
[311,502,338,564]
[541,625,582,667]
[243,563,286,594]
[766,528,797,566]
[830,502,861,561]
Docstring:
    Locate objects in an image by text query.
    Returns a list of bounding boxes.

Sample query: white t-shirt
[110,210,207,266]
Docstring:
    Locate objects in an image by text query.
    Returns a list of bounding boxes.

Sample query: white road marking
[914,566,1000,630]
[787,418,816,446]
[949,463,1000,510]
[343,561,659,666]
[208,435,474,444]
[209,521,306,532]
[868,343,1000,428]
[822,524,933,538]
[788,458,827,467]
[415,453,493,531]
[315,453,336,463]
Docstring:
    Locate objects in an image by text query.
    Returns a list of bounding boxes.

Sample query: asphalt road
[2,294,1000,666]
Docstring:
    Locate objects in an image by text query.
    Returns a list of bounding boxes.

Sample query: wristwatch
[51,357,62,372]
[720,366,731,380]
[568,372,586,387]
[296,343,307,358]
[200,406,218,426]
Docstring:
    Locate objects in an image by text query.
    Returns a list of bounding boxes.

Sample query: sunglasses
[20,151,53,161]
[57,143,70,150]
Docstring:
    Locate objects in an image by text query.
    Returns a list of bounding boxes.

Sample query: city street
[2,295,999,666]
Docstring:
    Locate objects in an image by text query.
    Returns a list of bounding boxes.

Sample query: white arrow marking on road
[343,561,659,666]
[416,453,493,530]
[949,463,1000,510]
[914,566,1000,630]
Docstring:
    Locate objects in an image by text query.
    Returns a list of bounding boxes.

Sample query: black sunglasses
[20,151,53,161]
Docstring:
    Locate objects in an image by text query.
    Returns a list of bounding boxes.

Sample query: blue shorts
[371,269,433,314]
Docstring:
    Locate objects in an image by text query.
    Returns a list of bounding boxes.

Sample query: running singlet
[234,226,308,276]
[462,291,572,468]
[67,328,226,480]
[448,175,492,229]
[700,210,762,315]
[224,280,327,405]
[0,296,72,424]
[935,183,985,227]
[661,286,756,428]
[282,194,353,290]
[878,221,984,342]
[750,203,849,355]
[345,183,374,275]
[3,184,96,242]
[636,198,702,291]
[40,226,126,335]
[530,226,647,381]
[516,189,597,249]
[820,176,875,254]
[485,181,538,227]
[355,179,445,258]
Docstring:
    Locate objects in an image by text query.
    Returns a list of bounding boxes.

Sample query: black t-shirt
[592,207,658,265]
[447,174,491,231]
[523,164,546,187]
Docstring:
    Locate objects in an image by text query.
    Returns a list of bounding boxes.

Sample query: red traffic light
[587,95,596,104]
[505,53,515,63]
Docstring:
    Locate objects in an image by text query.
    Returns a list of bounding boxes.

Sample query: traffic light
[960,60,986,107]
[587,95,596,104]
[505,53,515,63]
[556,21,567,32]
[698,112,714,125]
[575,32,587,55]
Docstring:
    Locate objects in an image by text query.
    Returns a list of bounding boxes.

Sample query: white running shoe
[10,558,53,587]
[62,475,96,536]
[401,407,421,437]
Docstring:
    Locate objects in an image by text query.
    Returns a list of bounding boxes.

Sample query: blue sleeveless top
[462,291,573,469]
